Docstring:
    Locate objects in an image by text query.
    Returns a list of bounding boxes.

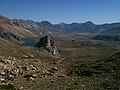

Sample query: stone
[32,74,37,78]
[0,78,6,83]
[58,74,65,77]
[28,54,34,58]
[29,77,34,80]
[52,67,58,71]
[51,80,54,83]
[8,75,14,80]
[0,71,5,75]
[22,54,29,58]
[24,74,37,79]
[6,60,12,64]
[30,65,37,70]
[18,86,24,90]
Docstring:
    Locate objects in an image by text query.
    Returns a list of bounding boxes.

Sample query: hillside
[100,26,120,35]
[93,35,120,41]
[13,19,60,35]
[0,15,37,38]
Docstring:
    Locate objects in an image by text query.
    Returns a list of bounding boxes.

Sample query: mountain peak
[0,15,10,22]
[59,22,66,25]
[41,21,52,25]
[85,21,94,25]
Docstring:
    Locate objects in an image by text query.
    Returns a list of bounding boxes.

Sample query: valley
[0,15,120,90]
[0,32,120,90]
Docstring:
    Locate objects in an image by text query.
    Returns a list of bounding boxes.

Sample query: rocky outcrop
[0,32,23,43]
[34,35,60,57]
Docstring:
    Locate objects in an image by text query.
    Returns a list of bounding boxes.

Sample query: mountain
[13,19,43,35]
[97,23,120,33]
[40,21,54,28]
[54,22,68,30]
[55,21,120,33]
[36,21,60,34]
[100,26,120,35]
[93,26,120,41]
[0,15,37,38]
[55,21,98,33]
[1,15,120,40]
[13,19,60,35]
[0,15,61,42]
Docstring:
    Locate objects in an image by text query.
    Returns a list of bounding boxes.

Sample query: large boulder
[34,35,60,57]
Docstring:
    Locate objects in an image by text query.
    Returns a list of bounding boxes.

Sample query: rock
[18,86,24,90]
[51,80,54,83]
[8,75,14,80]
[21,66,29,71]
[34,35,60,57]
[58,74,65,77]
[24,74,37,79]
[6,60,12,64]
[29,77,34,81]
[0,59,6,64]
[1,32,23,43]
[28,54,34,58]
[9,75,14,78]
[46,71,53,76]
[52,67,58,71]
[24,74,32,78]
[22,54,29,58]
[0,78,6,83]
[81,84,85,87]
[0,71,5,75]
[30,65,37,70]
[32,74,37,78]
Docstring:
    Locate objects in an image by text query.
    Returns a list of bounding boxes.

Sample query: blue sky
[0,0,120,24]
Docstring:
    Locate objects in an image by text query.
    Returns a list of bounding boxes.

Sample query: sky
[0,0,120,24]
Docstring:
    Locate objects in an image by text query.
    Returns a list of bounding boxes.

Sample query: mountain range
[1,15,120,42]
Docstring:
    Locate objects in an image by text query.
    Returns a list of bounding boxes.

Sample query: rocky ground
[0,52,120,90]
[0,53,66,90]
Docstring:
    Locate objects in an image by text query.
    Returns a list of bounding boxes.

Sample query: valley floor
[0,34,120,90]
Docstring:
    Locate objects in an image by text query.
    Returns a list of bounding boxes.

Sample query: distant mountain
[100,26,120,35]
[36,21,60,34]
[98,23,120,33]
[54,22,68,30]
[1,15,120,41]
[13,19,60,35]
[55,21,98,33]
[40,21,54,27]
[93,26,120,41]
[55,21,120,34]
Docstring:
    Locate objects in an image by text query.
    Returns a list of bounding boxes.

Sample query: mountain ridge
[1,15,120,37]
